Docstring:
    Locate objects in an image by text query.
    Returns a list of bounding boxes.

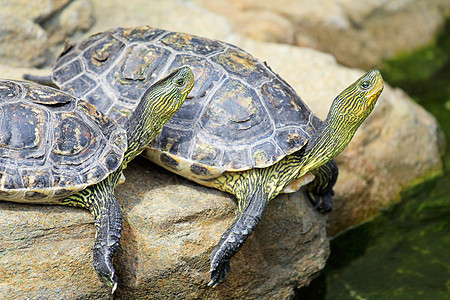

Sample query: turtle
[23,26,384,286]
[1,66,194,292]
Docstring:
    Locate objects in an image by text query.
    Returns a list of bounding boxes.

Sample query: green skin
[62,66,194,292]
[208,70,384,286]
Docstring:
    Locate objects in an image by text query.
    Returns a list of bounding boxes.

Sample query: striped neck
[298,69,384,175]
[300,112,357,174]
[121,66,194,168]
[123,101,165,166]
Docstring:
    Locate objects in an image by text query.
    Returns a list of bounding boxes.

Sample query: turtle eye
[359,80,371,90]
[175,77,186,87]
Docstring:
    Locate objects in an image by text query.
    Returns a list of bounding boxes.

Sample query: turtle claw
[93,244,119,293]
[208,260,231,287]
[111,282,118,294]
[307,192,333,213]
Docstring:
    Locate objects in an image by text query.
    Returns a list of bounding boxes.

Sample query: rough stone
[87,0,235,41]
[194,0,450,68]
[41,0,95,45]
[0,0,94,67]
[0,203,109,299]
[0,153,328,299]
[114,159,329,299]
[0,13,49,67]
[0,0,72,23]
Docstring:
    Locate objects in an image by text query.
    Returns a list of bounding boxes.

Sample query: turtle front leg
[62,169,123,293]
[209,165,279,287]
[304,159,338,213]
[208,188,267,287]
[209,157,306,286]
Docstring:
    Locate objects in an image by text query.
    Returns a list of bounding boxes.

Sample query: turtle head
[143,66,194,126]
[301,69,383,174]
[123,66,194,166]
[327,69,383,132]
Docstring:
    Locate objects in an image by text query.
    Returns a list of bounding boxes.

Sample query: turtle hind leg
[62,170,122,293]
[304,160,338,213]
[208,186,267,287]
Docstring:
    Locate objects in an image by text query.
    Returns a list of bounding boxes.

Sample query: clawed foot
[307,192,333,213]
[206,187,267,287]
[206,216,256,287]
[93,244,119,293]
[208,259,231,287]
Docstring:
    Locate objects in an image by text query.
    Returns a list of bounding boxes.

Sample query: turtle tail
[22,74,59,89]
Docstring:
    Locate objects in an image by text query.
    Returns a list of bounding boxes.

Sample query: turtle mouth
[184,78,195,93]
[365,78,384,109]
[182,80,195,101]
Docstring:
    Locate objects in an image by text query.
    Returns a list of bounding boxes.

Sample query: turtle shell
[0,80,127,203]
[51,26,322,181]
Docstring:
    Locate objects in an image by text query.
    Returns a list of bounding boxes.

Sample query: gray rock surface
[0,0,94,67]
[1,0,72,22]
[0,13,49,67]
[115,159,329,299]
[194,0,450,68]
[41,0,94,45]
[0,157,329,299]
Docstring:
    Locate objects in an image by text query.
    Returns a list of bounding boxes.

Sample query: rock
[0,0,94,67]
[114,159,329,299]
[0,13,49,67]
[193,0,450,68]
[0,202,109,299]
[0,64,50,80]
[0,155,328,299]
[1,0,72,23]
[87,0,235,41]
[41,0,95,45]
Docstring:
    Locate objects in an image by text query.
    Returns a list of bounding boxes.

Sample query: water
[296,21,450,300]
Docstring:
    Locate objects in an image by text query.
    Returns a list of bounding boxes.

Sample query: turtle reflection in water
[24,26,384,286]
[0,66,193,292]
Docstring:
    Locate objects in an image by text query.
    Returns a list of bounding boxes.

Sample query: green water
[296,22,450,300]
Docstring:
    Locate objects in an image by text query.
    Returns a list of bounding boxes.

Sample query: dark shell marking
[0,80,127,203]
[52,26,322,178]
